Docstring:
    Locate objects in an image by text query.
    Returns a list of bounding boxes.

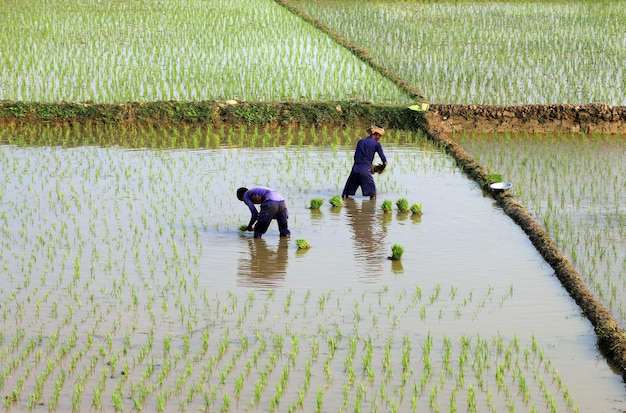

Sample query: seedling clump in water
[309,198,324,209]
[410,203,422,216]
[295,239,311,249]
[329,195,342,207]
[381,200,393,213]
[396,198,409,212]
[389,243,404,260]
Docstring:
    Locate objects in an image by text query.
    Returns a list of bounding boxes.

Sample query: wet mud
[426,103,626,135]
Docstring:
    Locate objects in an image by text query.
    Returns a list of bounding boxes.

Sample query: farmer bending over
[237,186,291,239]
[342,125,388,200]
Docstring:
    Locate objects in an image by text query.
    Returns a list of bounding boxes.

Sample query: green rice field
[455,131,626,324]
[2,0,624,104]
[0,0,410,103]
[1,0,626,411]
[291,0,626,105]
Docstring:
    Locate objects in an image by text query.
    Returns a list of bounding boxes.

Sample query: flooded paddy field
[456,131,626,326]
[0,132,624,412]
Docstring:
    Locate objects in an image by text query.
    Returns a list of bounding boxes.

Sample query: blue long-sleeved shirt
[352,135,387,172]
[242,187,285,227]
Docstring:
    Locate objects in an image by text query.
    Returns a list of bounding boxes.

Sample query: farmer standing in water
[342,125,388,200]
[237,186,291,239]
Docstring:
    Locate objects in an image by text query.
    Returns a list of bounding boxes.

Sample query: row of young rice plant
[290,0,626,105]
[455,131,626,325]
[0,123,428,150]
[1,126,616,411]
[0,275,577,412]
[0,0,410,103]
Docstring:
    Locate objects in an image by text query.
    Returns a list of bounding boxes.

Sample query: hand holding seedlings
[371,163,386,174]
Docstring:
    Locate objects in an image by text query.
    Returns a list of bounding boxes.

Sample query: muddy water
[0,142,624,412]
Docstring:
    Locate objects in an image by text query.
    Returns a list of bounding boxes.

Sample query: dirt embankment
[2,101,625,136]
[426,103,626,135]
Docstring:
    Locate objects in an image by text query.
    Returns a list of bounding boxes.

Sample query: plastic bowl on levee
[489,182,513,192]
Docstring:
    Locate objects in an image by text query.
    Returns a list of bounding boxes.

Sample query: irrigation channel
[0,127,624,412]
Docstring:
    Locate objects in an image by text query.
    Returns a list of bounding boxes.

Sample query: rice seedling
[381,199,393,213]
[295,239,311,250]
[329,195,342,207]
[309,198,324,209]
[410,203,422,216]
[486,173,503,183]
[395,198,409,213]
[389,244,404,261]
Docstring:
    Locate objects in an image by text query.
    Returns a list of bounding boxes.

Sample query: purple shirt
[352,135,387,171]
[242,187,285,226]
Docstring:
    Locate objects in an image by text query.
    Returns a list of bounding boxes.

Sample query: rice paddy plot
[292,0,626,105]
[0,0,411,103]
[456,131,626,326]
[0,136,624,411]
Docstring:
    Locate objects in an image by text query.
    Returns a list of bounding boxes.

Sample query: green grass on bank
[0,100,425,132]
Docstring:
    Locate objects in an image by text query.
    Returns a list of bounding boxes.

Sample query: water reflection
[237,237,289,288]
[411,214,422,224]
[397,212,408,222]
[310,208,324,224]
[344,198,387,275]
[391,259,404,274]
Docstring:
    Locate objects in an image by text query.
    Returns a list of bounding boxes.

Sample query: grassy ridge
[0,100,424,131]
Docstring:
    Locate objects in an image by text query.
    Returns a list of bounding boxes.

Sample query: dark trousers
[255,200,290,238]
[342,167,376,197]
